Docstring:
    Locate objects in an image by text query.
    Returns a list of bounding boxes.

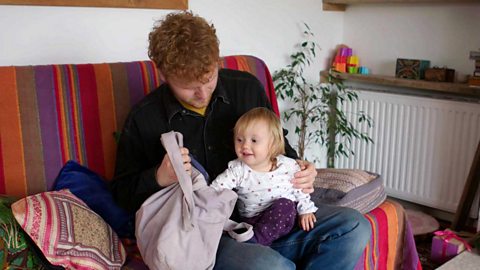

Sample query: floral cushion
[11,190,126,270]
[0,195,51,269]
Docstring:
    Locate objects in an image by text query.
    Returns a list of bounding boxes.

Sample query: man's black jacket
[111,69,298,212]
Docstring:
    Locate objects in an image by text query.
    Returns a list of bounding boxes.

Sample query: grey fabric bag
[135,131,251,270]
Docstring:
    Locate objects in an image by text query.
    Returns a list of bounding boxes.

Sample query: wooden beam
[0,0,188,10]
[451,139,480,231]
[324,0,479,3]
[323,2,346,11]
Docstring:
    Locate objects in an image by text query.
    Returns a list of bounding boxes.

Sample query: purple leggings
[241,198,297,246]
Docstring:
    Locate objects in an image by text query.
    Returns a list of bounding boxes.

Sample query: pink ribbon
[434,230,472,258]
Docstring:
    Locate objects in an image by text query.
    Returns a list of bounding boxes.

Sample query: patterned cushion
[0,195,50,269]
[11,190,126,270]
[312,169,387,214]
[315,169,377,192]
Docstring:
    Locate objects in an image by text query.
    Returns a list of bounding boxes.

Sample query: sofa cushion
[53,160,134,237]
[0,61,160,199]
[11,189,126,270]
[0,56,277,200]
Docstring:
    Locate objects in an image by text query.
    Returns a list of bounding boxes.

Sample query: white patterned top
[211,155,318,218]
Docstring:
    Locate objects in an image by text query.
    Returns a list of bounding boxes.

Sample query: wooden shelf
[0,0,188,9]
[322,0,479,11]
[320,70,480,98]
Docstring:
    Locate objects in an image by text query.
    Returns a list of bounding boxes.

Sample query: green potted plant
[273,24,373,167]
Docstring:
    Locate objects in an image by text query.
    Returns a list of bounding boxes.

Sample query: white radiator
[336,91,480,214]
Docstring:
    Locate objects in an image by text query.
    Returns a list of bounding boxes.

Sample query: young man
[111,11,370,270]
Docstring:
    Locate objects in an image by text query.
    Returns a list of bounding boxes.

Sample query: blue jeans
[214,204,371,270]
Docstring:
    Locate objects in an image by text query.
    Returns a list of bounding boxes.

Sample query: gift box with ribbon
[431,229,472,264]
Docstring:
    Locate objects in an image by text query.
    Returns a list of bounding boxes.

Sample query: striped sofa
[0,55,421,269]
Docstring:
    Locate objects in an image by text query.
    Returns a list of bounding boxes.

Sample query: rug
[406,209,440,235]
[406,209,441,270]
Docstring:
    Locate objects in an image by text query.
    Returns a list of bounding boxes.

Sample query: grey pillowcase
[311,169,387,214]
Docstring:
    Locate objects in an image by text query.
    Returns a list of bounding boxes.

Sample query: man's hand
[156,147,192,187]
[293,160,317,194]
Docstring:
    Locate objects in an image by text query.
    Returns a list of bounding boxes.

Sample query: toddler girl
[211,107,317,246]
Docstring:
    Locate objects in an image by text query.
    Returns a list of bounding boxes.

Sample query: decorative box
[468,75,480,87]
[395,58,430,80]
[424,68,455,82]
[431,230,471,264]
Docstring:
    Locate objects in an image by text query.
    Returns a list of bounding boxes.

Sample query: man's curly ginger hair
[148,11,220,83]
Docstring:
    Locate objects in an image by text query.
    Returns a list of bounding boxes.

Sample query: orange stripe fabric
[140,62,151,95]
[383,200,399,270]
[150,62,160,88]
[391,200,406,269]
[94,64,117,180]
[67,65,84,164]
[364,214,375,270]
[0,67,27,197]
[53,66,69,162]
[16,66,47,195]
[235,56,252,72]
[0,130,4,194]
[110,63,131,132]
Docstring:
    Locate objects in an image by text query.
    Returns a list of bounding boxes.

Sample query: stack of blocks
[332,46,368,74]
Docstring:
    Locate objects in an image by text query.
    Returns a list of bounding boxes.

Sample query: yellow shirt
[179,100,206,116]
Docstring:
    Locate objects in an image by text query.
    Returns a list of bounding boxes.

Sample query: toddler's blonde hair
[234,107,285,160]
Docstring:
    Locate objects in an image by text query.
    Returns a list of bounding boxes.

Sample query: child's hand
[299,213,317,231]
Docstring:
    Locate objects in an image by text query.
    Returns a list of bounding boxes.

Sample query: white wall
[0,0,342,165]
[0,0,343,81]
[1,1,478,164]
[343,3,480,81]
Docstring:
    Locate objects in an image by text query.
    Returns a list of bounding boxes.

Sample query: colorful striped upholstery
[355,200,421,270]
[220,56,279,115]
[0,55,276,198]
[0,55,420,270]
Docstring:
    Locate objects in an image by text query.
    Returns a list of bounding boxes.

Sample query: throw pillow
[311,169,387,214]
[11,189,126,270]
[53,160,134,237]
